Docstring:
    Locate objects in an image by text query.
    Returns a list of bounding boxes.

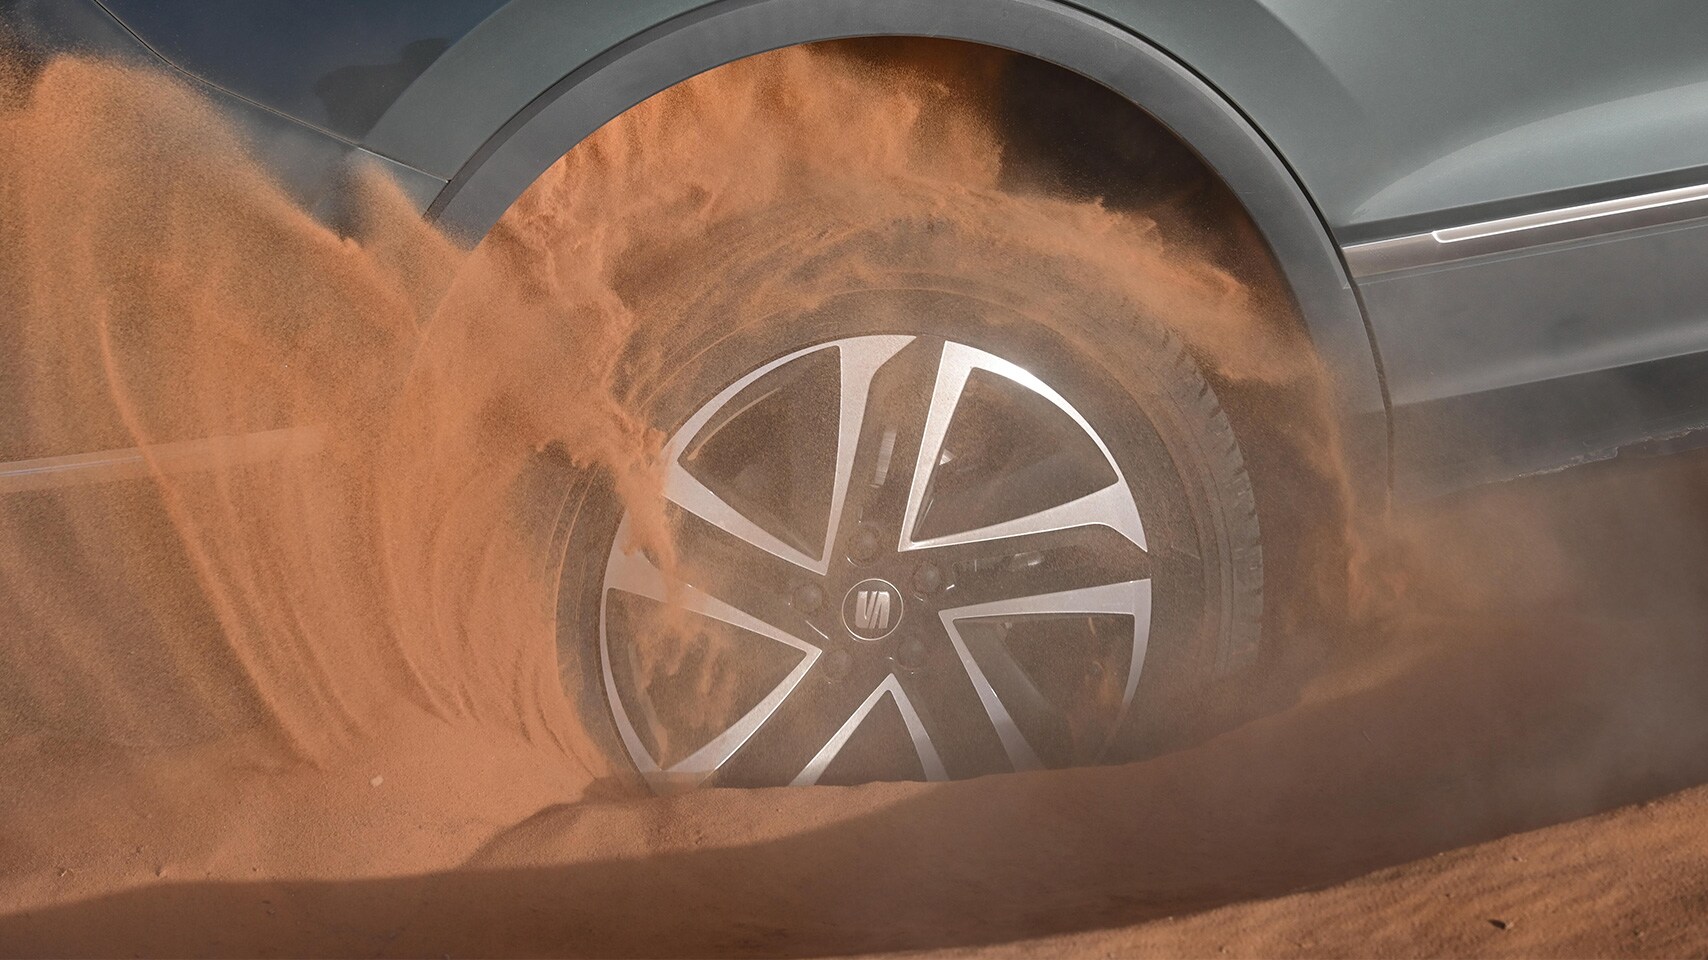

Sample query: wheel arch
[394,0,1390,504]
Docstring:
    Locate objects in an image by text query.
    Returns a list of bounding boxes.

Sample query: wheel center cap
[842,578,903,641]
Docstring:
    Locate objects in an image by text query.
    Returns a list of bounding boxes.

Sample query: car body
[11,0,1708,791]
[9,0,1708,505]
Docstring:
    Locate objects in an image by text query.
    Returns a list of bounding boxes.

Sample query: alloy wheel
[599,335,1155,789]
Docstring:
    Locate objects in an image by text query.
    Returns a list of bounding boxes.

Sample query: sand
[6,447,1708,958]
[3,38,1708,960]
[935,785,1708,959]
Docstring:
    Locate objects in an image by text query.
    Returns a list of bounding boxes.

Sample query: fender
[402,0,1393,504]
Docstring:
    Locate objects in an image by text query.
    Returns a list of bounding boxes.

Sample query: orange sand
[2,39,1706,960]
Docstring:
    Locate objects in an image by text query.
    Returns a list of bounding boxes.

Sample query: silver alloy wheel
[599,335,1154,790]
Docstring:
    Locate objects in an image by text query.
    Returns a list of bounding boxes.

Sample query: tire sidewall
[554,210,1261,776]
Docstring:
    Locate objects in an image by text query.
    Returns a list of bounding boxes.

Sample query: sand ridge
[2,39,1706,960]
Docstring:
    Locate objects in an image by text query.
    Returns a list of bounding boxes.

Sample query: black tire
[551,196,1264,786]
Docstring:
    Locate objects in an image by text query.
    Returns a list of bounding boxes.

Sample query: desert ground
[4,43,1708,960]
[5,448,1708,957]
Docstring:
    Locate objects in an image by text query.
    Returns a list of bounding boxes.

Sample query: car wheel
[552,203,1264,790]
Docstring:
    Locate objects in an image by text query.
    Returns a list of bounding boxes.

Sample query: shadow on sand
[8,454,1708,958]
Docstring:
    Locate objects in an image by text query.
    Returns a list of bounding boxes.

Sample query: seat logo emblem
[855,590,890,631]
[843,578,902,641]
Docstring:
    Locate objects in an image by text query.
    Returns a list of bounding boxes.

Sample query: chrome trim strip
[0,426,326,495]
[1344,181,1708,279]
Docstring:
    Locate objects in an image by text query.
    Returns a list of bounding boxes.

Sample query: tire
[551,196,1264,789]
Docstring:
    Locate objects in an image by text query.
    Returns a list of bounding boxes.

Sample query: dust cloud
[1,38,1706,959]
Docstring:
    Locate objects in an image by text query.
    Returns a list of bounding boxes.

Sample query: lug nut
[848,526,881,563]
[792,583,824,614]
[824,648,852,681]
[896,636,928,670]
[911,561,943,596]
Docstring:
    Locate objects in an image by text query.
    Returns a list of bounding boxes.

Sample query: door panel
[1358,217,1708,496]
[70,0,1708,495]
[96,0,507,142]
[1082,0,1708,240]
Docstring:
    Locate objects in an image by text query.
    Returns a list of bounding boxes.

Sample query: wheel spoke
[821,335,916,569]
[709,655,893,786]
[896,621,1022,779]
[936,579,1153,771]
[666,502,825,628]
[897,341,1146,553]
[791,674,947,785]
[915,523,1151,611]
[600,529,822,791]
[661,337,913,575]
[912,483,1145,552]
[819,338,945,561]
